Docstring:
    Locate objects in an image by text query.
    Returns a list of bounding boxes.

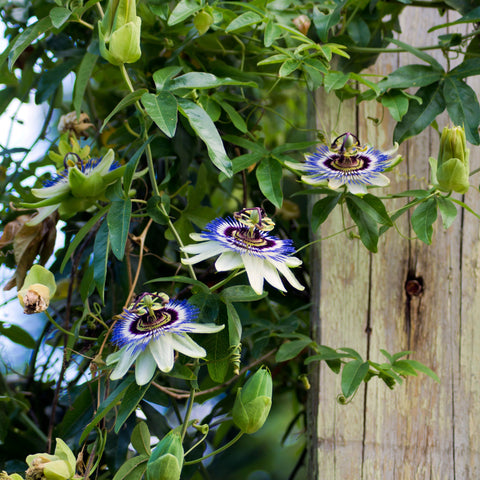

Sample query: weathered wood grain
[310,6,480,479]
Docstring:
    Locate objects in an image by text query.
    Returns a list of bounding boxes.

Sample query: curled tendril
[229,343,242,375]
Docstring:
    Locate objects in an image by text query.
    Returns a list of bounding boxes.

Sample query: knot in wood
[405,278,423,297]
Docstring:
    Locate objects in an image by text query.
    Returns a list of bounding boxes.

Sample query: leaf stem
[183,431,244,465]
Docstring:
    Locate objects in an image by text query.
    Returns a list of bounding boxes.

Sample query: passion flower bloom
[106,293,224,386]
[287,133,400,195]
[22,150,124,226]
[181,208,304,295]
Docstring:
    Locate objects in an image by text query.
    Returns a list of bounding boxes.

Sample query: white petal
[26,205,59,226]
[285,256,302,267]
[285,161,310,171]
[135,349,157,385]
[149,337,174,372]
[369,173,390,187]
[347,182,367,195]
[272,260,305,291]
[169,333,206,358]
[181,244,226,265]
[189,232,206,241]
[263,260,286,291]
[301,175,328,186]
[109,348,140,380]
[182,241,218,254]
[215,251,244,271]
[328,177,345,190]
[185,322,225,334]
[242,254,265,295]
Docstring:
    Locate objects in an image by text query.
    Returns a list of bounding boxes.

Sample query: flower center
[331,153,364,171]
[225,226,275,250]
[133,308,178,333]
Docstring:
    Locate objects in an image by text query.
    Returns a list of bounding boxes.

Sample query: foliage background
[0,0,479,479]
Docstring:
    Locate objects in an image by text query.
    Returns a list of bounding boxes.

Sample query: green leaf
[324,71,349,93]
[168,0,202,26]
[264,18,282,47]
[80,377,135,444]
[153,65,183,91]
[147,195,170,225]
[232,152,264,174]
[124,135,156,194]
[93,220,110,303]
[101,89,148,132]
[141,92,178,138]
[0,322,35,349]
[346,196,379,253]
[378,65,443,91]
[405,359,440,383]
[107,197,132,261]
[349,194,393,226]
[214,98,248,133]
[115,382,150,433]
[165,72,256,90]
[347,15,370,46]
[411,197,437,244]
[394,82,446,144]
[392,359,418,377]
[36,57,80,103]
[130,422,151,456]
[449,57,480,79]
[206,327,230,383]
[226,12,263,32]
[338,347,363,361]
[73,51,98,116]
[381,91,409,122]
[341,360,369,398]
[225,301,242,346]
[437,196,458,229]
[220,285,267,302]
[312,3,344,42]
[276,339,312,362]
[60,206,110,272]
[443,77,480,144]
[279,59,301,77]
[311,194,341,231]
[387,38,444,71]
[177,98,232,177]
[256,156,283,208]
[112,455,149,480]
[8,17,53,70]
[49,6,71,28]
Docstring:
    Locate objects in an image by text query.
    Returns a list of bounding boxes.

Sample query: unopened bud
[98,0,142,65]
[18,266,56,314]
[292,15,311,35]
[146,431,184,480]
[232,367,272,434]
[194,11,213,35]
[433,126,470,194]
[26,439,76,480]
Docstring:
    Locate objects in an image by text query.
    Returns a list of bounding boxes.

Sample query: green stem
[184,429,209,457]
[181,383,196,441]
[184,431,244,465]
[45,311,97,341]
[209,269,243,292]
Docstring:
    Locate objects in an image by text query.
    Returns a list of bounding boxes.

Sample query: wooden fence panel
[309,6,480,479]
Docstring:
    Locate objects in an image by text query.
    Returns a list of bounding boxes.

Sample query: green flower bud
[232,367,272,434]
[194,11,213,35]
[98,0,142,65]
[146,431,184,480]
[434,126,470,194]
[26,439,76,480]
[18,265,57,314]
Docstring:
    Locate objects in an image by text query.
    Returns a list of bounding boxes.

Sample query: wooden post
[308,6,480,478]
